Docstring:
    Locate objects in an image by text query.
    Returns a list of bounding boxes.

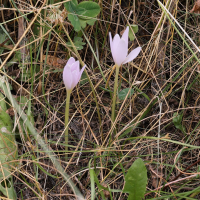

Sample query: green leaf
[65,0,78,13]
[17,96,29,106]
[173,112,182,125]
[123,158,147,200]
[89,159,95,200]
[118,88,134,100]
[67,36,86,50]
[173,112,186,134]
[76,1,100,20]
[6,50,22,67]
[68,13,82,32]
[64,0,100,31]
[128,25,138,41]
[0,93,17,199]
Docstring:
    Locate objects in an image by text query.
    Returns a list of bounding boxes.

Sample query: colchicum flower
[109,26,141,67]
[63,57,85,161]
[63,57,86,91]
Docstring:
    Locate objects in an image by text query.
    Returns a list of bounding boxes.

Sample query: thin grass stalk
[0,0,47,70]
[119,52,198,139]
[157,0,200,55]
[38,16,43,94]
[81,30,106,83]
[153,1,200,182]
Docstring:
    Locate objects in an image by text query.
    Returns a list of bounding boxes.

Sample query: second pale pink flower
[63,57,86,91]
[109,26,141,67]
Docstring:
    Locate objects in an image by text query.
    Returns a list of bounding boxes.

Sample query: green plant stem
[65,89,71,161]
[111,65,119,126]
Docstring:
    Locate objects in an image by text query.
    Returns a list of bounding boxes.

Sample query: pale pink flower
[63,57,86,91]
[109,26,141,67]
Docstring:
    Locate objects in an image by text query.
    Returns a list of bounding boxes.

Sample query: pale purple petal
[109,32,113,52]
[123,47,141,64]
[72,65,86,89]
[111,34,122,66]
[63,57,86,91]
[78,65,86,83]
[112,34,120,51]
[113,38,128,66]
[71,70,79,89]
[63,65,72,91]
[71,61,80,72]
[67,57,76,66]
[80,65,86,76]
[122,26,129,49]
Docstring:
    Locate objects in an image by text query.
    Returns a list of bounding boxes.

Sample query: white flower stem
[111,65,119,129]
[65,89,71,161]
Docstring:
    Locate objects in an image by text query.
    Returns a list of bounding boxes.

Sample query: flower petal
[113,38,128,66]
[123,47,141,64]
[111,34,124,64]
[71,70,79,89]
[71,60,80,72]
[71,65,86,89]
[67,57,76,67]
[63,65,72,91]
[122,26,129,49]
[80,65,86,76]
[78,65,86,84]
[109,32,113,52]
[110,34,121,65]
[112,34,120,51]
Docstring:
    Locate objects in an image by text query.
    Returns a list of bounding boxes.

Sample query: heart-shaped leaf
[64,0,100,31]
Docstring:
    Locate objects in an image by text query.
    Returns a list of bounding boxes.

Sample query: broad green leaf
[0,93,17,199]
[128,25,138,41]
[83,18,96,25]
[123,158,147,200]
[64,0,100,31]
[68,13,82,32]
[118,88,134,100]
[77,1,100,20]
[65,0,78,13]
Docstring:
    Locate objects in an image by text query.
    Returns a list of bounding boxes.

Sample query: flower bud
[63,57,86,91]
